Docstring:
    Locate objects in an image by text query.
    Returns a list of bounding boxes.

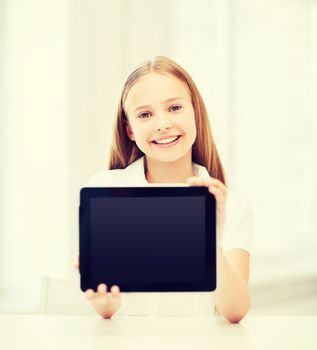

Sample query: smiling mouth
[152,135,181,145]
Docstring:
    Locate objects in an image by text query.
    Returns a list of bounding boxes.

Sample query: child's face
[124,72,196,163]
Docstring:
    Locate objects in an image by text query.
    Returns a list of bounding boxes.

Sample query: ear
[125,122,135,141]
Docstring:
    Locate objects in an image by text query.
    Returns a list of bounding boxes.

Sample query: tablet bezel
[79,186,216,292]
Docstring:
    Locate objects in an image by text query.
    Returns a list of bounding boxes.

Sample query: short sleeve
[220,189,254,255]
[84,169,124,188]
[85,175,97,187]
[85,172,108,187]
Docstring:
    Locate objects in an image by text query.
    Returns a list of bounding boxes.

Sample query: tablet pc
[79,186,216,292]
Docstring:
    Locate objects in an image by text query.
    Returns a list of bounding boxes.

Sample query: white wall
[229,0,315,260]
[1,0,72,311]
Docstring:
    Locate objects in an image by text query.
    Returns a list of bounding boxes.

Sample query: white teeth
[155,136,179,144]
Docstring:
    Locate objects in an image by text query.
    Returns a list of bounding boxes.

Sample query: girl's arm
[213,247,251,323]
[187,176,251,323]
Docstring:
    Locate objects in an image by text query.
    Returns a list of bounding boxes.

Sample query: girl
[74,56,253,323]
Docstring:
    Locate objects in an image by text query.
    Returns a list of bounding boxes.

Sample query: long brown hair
[106,56,226,184]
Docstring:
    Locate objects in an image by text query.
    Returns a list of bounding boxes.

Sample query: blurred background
[0,0,316,315]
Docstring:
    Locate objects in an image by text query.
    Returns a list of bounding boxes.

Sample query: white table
[1,315,316,350]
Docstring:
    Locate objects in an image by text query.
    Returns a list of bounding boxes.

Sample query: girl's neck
[144,152,196,184]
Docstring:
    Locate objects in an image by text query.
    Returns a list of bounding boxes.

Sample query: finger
[196,177,227,197]
[211,181,227,197]
[190,178,226,197]
[85,289,94,300]
[187,178,211,189]
[209,182,227,199]
[110,285,120,298]
[97,283,107,294]
[208,185,226,228]
[208,185,226,208]
[188,176,226,189]
[187,176,221,189]
[188,178,223,198]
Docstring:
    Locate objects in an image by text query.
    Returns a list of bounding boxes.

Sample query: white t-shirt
[84,156,253,316]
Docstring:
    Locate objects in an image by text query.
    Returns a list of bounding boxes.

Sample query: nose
[155,113,172,131]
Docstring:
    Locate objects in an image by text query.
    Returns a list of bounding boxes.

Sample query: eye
[170,105,182,112]
[138,112,151,119]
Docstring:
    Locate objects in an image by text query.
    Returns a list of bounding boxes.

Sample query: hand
[187,176,227,241]
[73,255,122,318]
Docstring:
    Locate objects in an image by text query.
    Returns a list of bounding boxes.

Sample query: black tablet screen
[89,196,206,285]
